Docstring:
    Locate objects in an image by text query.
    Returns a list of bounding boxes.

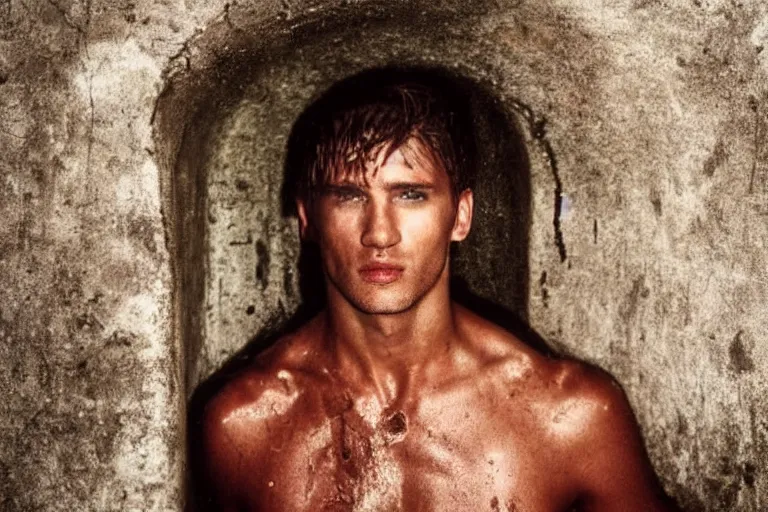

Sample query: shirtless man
[197,73,676,511]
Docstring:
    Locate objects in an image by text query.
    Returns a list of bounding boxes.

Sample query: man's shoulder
[493,348,626,427]
[459,308,633,438]
[478,336,674,508]
[520,355,647,476]
[201,363,294,454]
[457,306,625,404]
[202,323,327,445]
[194,321,332,505]
[541,358,631,426]
[523,358,674,508]
[203,362,296,427]
[458,320,674,508]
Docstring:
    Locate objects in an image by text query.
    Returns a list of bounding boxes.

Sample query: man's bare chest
[246,398,577,512]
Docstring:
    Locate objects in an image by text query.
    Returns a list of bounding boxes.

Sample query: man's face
[297,142,473,315]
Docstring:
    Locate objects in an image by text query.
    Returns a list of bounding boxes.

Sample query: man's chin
[348,291,419,316]
[352,300,415,316]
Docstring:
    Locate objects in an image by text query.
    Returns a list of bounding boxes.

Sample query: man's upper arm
[196,388,262,511]
[570,367,678,511]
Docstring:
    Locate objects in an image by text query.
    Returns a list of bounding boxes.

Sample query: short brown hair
[285,68,476,207]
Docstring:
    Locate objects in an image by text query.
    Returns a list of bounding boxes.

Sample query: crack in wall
[84,0,93,186]
[86,70,94,190]
[748,95,759,195]
[541,129,567,263]
[509,99,567,263]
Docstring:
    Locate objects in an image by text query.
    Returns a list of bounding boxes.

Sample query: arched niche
[151,2,562,509]
[153,0,552,406]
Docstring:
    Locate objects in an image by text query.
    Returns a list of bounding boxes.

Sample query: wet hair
[284,68,476,208]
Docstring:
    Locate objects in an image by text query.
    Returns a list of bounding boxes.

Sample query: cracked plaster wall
[1,0,767,511]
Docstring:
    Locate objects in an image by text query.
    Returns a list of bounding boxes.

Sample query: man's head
[289,69,476,206]
[286,69,477,315]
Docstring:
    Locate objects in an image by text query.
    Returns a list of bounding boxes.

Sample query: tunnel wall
[1,0,766,510]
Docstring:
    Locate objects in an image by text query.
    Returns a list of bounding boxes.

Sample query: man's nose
[360,202,401,249]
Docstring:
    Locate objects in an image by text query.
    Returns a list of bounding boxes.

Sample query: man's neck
[321,278,458,407]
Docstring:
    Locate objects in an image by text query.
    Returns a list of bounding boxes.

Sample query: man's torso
[206,314,593,512]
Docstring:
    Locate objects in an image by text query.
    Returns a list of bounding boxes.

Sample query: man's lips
[359,263,404,284]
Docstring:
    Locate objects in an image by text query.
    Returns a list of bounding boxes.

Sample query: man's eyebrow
[321,181,435,193]
[385,182,436,191]
[321,183,366,193]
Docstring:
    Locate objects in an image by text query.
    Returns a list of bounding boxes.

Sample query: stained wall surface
[1,1,766,511]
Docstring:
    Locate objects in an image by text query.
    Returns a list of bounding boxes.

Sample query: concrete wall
[1,0,766,510]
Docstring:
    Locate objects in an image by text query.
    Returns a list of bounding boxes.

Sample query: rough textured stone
[1,0,766,510]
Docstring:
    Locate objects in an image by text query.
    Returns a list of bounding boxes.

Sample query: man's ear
[296,199,313,240]
[451,188,473,242]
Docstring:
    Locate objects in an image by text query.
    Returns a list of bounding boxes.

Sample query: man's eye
[400,189,426,201]
[335,189,365,202]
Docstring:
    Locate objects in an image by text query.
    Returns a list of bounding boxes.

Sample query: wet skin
[200,145,675,511]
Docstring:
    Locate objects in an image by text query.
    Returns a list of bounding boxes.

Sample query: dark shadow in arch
[186,65,556,510]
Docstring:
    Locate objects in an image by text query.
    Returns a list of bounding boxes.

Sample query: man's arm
[196,386,263,512]
[565,365,679,511]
